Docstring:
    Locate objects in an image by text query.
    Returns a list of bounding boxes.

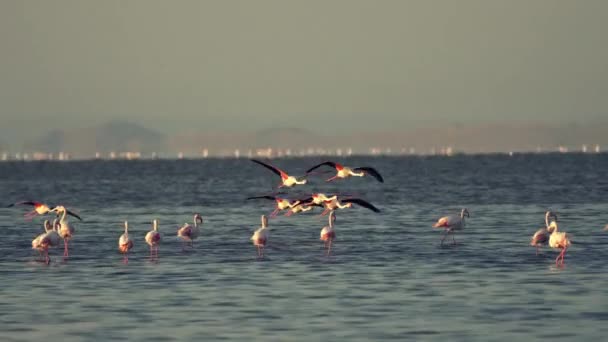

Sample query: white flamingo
[548,216,571,266]
[177,214,203,248]
[306,161,384,182]
[251,215,269,258]
[32,220,54,264]
[119,221,134,262]
[145,219,161,259]
[285,202,314,217]
[250,159,307,188]
[433,208,470,246]
[530,211,557,255]
[320,211,337,255]
[50,206,79,257]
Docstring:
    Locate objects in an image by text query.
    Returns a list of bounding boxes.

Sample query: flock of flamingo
[8,159,572,266]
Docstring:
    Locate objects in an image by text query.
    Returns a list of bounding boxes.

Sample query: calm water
[1,154,607,341]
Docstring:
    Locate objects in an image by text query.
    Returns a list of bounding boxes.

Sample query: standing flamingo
[119,221,134,262]
[548,216,571,266]
[432,208,470,246]
[50,206,80,257]
[145,219,161,259]
[320,211,337,256]
[251,215,269,258]
[530,211,557,255]
[306,161,384,182]
[250,159,307,188]
[32,220,54,264]
[177,214,203,248]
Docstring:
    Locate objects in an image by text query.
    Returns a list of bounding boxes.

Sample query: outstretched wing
[6,201,42,208]
[66,209,83,221]
[251,159,288,179]
[246,195,277,201]
[305,161,338,174]
[342,198,381,213]
[353,167,384,183]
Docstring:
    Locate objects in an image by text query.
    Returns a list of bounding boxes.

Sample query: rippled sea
[1,154,607,341]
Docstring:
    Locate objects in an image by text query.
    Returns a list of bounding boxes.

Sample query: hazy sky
[1,0,607,144]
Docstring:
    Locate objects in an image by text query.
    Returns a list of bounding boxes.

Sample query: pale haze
[0,0,607,150]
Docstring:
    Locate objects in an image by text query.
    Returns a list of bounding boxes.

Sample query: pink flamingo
[320,211,337,256]
[251,215,269,258]
[118,221,134,263]
[530,211,557,255]
[145,219,161,259]
[177,214,203,249]
[433,208,470,246]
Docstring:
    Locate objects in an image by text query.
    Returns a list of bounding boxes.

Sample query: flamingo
[285,202,314,217]
[247,195,301,218]
[251,215,269,258]
[145,219,161,259]
[433,208,470,246]
[118,221,134,262]
[548,215,571,266]
[8,201,52,220]
[320,211,337,255]
[306,161,384,183]
[530,211,557,255]
[50,206,79,257]
[32,220,54,264]
[309,193,338,205]
[315,197,381,216]
[177,213,203,248]
[250,159,307,188]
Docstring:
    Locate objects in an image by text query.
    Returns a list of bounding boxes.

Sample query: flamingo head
[461,208,470,218]
[194,213,203,225]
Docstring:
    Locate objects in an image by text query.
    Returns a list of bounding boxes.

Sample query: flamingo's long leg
[327,239,332,256]
[325,176,338,182]
[440,230,449,246]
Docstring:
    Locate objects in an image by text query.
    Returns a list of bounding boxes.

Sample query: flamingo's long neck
[153,220,158,231]
[124,222,129,234]
[59,208,67,222]
[329,212,335,228]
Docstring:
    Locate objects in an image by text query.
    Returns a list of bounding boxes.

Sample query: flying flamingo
[145,219,161,259]
[306,161,384,183]
[530,211,557,255]
[548,215,571,266]
[250,159,307,188]
[50,206,80,257]
[32,220,54,264]
[118,221,134,262]
[251,215,269,258]
[314,197,381,216]
[432,208,470,246]
[247,195,301,218]
[285,202,314,217]
[8,201,53,220]
[320,211,337,256]
[177,213,203,248]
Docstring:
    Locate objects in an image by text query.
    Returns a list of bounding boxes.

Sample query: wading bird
[49,206,80,257]
[118,221,133,262]
[548,216,571,266]
[32,220,55,264]
[177,214,203,248]
[145,219,161,259]
[306,161,384,183]
[433,208,470,246]
[320,211,337,256]
[530,211,557,255]
[250,159,307,188]
[251,215,269,258]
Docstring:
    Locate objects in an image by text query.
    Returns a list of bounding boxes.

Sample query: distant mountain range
[9,121,608,158]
